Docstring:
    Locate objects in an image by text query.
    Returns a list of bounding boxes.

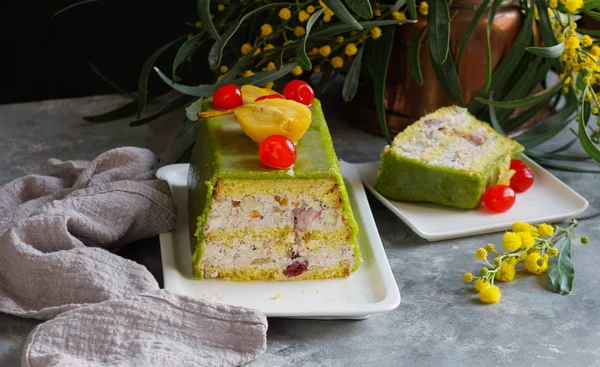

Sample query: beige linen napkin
[0,147,267,366]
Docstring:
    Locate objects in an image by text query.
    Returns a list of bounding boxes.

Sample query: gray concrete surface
[0,93,599,367]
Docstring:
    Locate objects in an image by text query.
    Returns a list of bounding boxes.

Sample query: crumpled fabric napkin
[0,147,267,367]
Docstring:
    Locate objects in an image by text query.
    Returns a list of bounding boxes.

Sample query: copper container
[344,0,525,136]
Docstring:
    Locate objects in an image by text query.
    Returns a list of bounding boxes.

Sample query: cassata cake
[375,106,524,209]
[188,87,360,281]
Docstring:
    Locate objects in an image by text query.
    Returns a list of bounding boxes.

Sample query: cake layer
[188,98,360,280]
[375,106,523,209]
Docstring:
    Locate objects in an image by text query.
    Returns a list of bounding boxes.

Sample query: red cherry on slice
[213,84,243,110]
[482,185,516,213]
[259,135,297,169]
[282,80,315,106]
[509,159,534,193]
[255,94,284,102]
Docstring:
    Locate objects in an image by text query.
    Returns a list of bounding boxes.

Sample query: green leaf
[407,0,417,18]
[547,236,574,295]
[547,137,579,154]
[88,61,132,97]
[430,49,462,101]
[484,0,504,91]
[83,100,138,123]
[494,59,550,127]
[526,151,593,161]
[578,97,600,162]
[468,8,534,115]
[474,73,565,109]
[408,26,427,85]
[526,43,565,58]
[173,31,206,74]
[310,19,415,39]
[130,94,195,127]
[343,43,365,101]
[137,37,185,118]
[533,158,600,173]
[577,28,600,37]
[297,8,325,70]
[322,0,363,30]
[428,0,450,64]
[536,1,562,72]
[185,97,205,122]
[585,0,600,9]
[392,0,407,12]
[371,26,395,145]
[582,8,600,22]
[487,95,506,135]
[456,0,490,72]
[316,64,338,96]
[345,0,373,18]
[153,63,297,96]
[207,3,295,69]
[197,0,221,41]
[514,89,577,148]
[237,63,297,85]
[160,118,199,167]
[51,0,100,18]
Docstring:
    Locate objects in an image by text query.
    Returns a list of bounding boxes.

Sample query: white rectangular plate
[351,156,588,241]
[156,162,400,319]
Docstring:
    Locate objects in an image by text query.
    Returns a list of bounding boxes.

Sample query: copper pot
[344,0,525,136]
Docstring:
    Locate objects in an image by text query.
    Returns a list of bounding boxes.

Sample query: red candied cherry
[482,185,516,213]
[213,84,243,110]
[282,80,315,106]
[283,260,308,277]
[259,135,297,169]
[509,159,534,193]
[255,94,284,102]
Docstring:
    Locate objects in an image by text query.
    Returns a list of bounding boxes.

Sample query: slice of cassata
[188,98,360,281]
[375,106,524,209]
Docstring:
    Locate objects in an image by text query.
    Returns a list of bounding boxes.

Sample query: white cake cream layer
[205,194,346,233]
[391,107,504,170]
[200,239,355,278]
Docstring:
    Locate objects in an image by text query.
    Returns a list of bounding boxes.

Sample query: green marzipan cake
[375,106,524,209]
[188,98,360,281]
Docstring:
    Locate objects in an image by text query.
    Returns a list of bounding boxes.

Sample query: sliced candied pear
[241,85,270,104]
[234,99,312,143]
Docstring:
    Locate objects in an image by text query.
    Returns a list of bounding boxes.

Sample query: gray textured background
[1,93,599,367]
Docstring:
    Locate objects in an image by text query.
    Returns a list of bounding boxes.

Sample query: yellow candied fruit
[234,99,313,143]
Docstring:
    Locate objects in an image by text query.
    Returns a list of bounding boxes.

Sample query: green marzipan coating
[375,107,524,209]
[188,98,360,279]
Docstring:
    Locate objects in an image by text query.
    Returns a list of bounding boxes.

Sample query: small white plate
[351,156,589,241]
[156,162,400,319]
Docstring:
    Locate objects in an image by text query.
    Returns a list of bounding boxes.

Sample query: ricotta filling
[391,109,503,170]
[205,194,345,232]
[201,239,355,277]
